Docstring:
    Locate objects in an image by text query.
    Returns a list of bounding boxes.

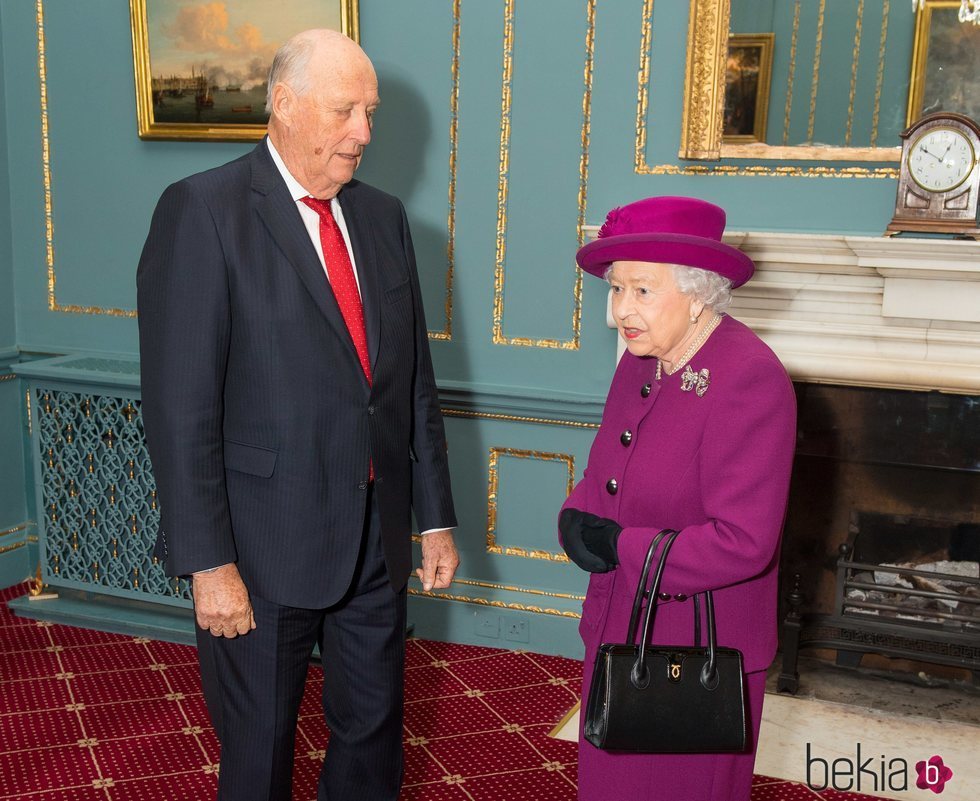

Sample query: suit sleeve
[616,354,797,595]
[137,180,237,577]
[397,202,457,532]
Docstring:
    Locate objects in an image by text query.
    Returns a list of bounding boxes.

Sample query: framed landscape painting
[130,0,360,141]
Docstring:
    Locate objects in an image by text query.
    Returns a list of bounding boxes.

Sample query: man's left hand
[417,529,459,592]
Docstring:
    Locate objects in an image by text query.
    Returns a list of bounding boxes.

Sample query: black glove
[559,508,623,573]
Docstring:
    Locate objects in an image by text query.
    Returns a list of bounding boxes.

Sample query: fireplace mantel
[594,229,980,394]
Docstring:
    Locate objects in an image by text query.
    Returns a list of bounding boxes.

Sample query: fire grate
[778,511,980,693]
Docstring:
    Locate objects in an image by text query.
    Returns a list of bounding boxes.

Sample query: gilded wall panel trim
[491,0,592,349]
[0,373,18,382]
[407,585,581,618]
[429,0,461,341]
[806,0,827,144]
[0,542,27,556]
[442,408,599,430]
[408,576,582,620]
[871,1,891,146]
[1,522,34,538]
[452,577,584,602]
[845,0,865,147]
[637,0,899,178]
[781,1,802,146]
[486,447,574,562]
[37,0,137,318]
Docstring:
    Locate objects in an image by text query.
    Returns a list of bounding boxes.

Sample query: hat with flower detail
[576,196,754,288]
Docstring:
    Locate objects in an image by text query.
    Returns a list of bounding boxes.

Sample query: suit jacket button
[605,478,618,495]
[357,481,368,490]
[641,383,652,398]
[674,593,687,601]
[620,430,633,447]
[367,405,375,416]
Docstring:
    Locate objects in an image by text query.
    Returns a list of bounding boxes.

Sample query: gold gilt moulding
[486,447,574,562]
[492,0,592,349]
[656,0,900,176]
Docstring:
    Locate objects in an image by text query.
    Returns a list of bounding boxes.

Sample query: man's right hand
[191,563,256,638]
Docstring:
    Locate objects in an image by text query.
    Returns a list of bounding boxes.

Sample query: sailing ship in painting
[150,65,267,124]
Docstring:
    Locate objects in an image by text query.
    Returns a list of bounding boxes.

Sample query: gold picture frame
[130,0,360,142]
[679,0,900,163]
[906,0,980,126]
[723,33,774,145]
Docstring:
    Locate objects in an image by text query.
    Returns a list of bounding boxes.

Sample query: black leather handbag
[583,529,748,753]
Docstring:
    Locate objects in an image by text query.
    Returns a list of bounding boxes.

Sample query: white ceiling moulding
[590,227,980,395]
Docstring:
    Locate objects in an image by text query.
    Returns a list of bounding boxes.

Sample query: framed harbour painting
[907,0,980,126]
[722,33,774,144]
[130,0,360,141]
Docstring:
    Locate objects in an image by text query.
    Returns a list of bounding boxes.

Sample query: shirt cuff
[419,527,455,536]
[192,563,232,575]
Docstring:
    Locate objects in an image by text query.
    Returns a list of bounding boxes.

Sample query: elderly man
[137,30,458,801]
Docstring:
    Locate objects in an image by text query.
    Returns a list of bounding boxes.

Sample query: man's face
[288,56,379,198]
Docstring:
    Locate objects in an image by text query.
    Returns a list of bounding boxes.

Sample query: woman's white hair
[602,264,733,313]
[671,265,733,314]
[265,35,317,114]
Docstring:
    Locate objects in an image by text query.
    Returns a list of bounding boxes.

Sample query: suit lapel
[338,185,382,374]
[249,142,357,358]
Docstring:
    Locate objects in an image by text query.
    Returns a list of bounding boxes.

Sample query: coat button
[674,593,687,601]
[605,478,618,495]
[658,592,671,601]
[620,430,633,447]
[641,383,652,398]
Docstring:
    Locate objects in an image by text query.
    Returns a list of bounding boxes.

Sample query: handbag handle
[625,529,672,644]
[630,531,721,691]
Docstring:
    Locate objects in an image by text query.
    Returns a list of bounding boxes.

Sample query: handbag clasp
[667,654,682,682]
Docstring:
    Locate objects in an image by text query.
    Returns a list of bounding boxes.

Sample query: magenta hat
[576,196,754,288]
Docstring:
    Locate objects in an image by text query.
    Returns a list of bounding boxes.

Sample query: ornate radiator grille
[34,388,190,604]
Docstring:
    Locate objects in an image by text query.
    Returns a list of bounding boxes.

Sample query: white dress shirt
[266,138,362,293]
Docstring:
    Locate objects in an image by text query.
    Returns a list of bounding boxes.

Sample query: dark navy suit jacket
[137,140,456,609]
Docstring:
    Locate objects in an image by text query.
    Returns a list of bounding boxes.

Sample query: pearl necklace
[655,313,722,380]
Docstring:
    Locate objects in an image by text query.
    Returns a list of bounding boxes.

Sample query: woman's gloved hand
[559,508,623,573]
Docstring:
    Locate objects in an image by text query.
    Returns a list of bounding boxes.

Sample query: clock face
[908,127,976,193]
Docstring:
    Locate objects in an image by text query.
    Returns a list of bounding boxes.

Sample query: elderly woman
[559,196,796,801]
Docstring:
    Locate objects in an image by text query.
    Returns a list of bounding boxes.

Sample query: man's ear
[270,83,294,126]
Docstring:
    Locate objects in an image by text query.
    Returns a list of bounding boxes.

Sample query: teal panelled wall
[1,0,31,588]
[0,1,928,652]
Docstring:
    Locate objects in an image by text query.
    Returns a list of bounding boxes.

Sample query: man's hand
[416,529,459,592]
[192,563,256,638]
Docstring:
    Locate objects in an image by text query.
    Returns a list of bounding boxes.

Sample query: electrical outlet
[475,611,500,639]
[503,616,529,643]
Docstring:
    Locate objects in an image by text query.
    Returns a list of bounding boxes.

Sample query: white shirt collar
[266,137,329,204]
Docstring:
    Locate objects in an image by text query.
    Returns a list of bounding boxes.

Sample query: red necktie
[302,196,374,481]
[301,196,373,386]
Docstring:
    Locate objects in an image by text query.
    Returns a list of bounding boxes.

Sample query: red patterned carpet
[1,582,883,800]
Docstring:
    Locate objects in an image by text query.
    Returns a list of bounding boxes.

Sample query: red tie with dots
[301,197,373,386]
[302,196,374,480]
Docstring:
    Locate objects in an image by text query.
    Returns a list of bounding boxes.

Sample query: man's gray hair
[265,35,317,114]
[602,263,733,313]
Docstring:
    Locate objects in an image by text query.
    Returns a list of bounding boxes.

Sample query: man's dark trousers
[195,488,405,801]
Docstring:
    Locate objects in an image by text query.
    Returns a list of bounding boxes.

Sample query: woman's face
[608,261,700,360]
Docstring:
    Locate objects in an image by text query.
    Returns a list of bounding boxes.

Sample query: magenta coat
[561,315,797,801]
